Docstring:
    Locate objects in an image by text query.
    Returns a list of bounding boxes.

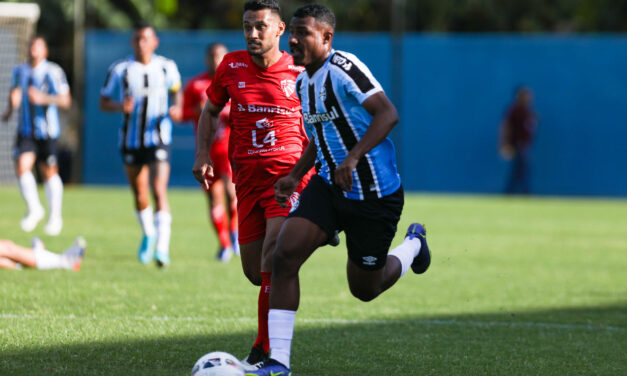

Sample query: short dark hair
[293,4,336,29]
[133,21,154,32]
[244,0,280,15]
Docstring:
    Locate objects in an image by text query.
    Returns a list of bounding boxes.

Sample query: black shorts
[121,145,170,165]
[289,174,404,271]
[13,135,58,166]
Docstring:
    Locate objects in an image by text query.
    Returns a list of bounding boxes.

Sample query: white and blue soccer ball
[191,351,246,376]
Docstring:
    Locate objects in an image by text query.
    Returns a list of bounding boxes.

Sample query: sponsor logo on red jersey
[255,118,274,129]
[229,62,248,69]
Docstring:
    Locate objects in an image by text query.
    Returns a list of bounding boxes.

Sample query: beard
[247,41,273,57]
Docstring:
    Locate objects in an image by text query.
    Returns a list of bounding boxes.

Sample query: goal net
[0,2,40,185]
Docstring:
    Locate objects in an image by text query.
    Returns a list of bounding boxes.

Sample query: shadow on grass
[1,304,625,376]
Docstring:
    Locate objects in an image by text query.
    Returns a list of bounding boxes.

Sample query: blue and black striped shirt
[296,50,401,200]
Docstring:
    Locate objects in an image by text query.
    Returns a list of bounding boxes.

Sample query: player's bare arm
[27,87,71,110]
[274,141,317,207]
[192,99,224,190]
[168,89,183,122]
[334,91,399,191]
[99,95,134,114]
[3,88,20,122]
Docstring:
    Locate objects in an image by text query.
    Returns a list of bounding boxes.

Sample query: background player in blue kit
[248,4,432,375]
[99,22,183,267]
[2,36,71,236]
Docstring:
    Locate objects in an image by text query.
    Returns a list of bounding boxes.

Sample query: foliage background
[4,0,627,86]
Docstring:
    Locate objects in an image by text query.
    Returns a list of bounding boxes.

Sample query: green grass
[0,185,625,375]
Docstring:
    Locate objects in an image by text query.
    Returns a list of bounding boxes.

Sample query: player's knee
[0,240,14,254]
[349,284,380,302]
[272,244,300,278]
[243,268,262,286]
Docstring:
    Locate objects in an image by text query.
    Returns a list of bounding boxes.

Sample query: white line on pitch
[1,313,623,332]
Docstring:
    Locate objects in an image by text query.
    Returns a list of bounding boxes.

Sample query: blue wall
[84,31,627,196]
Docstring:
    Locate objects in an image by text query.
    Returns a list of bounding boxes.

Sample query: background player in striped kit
[99,22,183,267]
[249,4,432,375]
[182,43,239,263]
[2,36,71,236]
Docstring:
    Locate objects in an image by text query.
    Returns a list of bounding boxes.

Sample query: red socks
[229,199,238,233]
[253,271,272,353]
[210,204,232,249]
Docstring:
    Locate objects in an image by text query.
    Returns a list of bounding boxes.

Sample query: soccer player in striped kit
[2,36,71,236]
[248,5,432,375]
[100,22,183,267]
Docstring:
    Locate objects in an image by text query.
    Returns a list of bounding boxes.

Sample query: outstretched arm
[334,91,398,191]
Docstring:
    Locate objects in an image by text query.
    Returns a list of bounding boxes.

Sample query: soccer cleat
[241,345,269,371]
[230,231,240,256]
[406,223,431,274]
[43,217,63,236]
[63,236,87,271]
[137,235,157,264]
[245,358,292,376]
[20,207,44,233]
[30,237,44,252]
[155,251,170,268]
[216,246,234,263]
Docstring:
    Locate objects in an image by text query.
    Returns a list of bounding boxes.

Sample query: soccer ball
[191,351,246,376]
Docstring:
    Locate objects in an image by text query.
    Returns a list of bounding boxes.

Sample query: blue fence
[84,31,627,196]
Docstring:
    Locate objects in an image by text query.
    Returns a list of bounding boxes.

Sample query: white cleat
[63,236,87,271]
[20,208,45,232]
[44,218,63,236]
[30,237,45,251]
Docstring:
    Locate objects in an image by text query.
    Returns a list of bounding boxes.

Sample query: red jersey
[182,71,230,151]
[206,51,308,165]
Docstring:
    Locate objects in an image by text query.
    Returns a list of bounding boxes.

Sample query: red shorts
[209,139,232,183]
[235,157,313,244]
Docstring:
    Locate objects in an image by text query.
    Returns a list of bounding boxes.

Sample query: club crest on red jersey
[281,79,295,98]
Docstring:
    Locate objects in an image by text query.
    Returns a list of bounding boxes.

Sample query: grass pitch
[0,185,625,375]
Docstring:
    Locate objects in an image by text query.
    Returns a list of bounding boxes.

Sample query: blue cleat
[137,235,156,264]
[245,358,291,376]
[406,223,431,274]
[155,250,170,268]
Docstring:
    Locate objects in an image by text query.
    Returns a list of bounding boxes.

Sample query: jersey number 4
[252,130,276,148]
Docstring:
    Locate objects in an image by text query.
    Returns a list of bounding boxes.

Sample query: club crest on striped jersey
[281,79,295,98]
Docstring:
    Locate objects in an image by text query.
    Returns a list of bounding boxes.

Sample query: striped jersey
[10,60,70,139]
[296,50,401,200]
[101,54,181,150]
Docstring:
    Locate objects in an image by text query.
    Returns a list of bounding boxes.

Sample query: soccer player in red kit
[183,43,239,262]
[192,0,312,369]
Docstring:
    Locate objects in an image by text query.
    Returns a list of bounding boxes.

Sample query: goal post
[0,2,40,184]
